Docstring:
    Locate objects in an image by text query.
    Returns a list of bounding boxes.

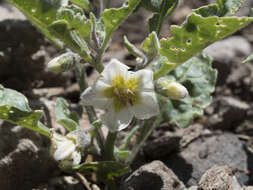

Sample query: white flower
[81,59,160,132]
[50,129,90,168]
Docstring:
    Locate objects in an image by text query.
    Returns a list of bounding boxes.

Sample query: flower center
[103,73,140,112]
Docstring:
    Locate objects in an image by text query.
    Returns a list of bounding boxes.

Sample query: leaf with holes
[0,86,50,136]
[55,97,79,131]
[155,4,253,78]
[156,54,217,128]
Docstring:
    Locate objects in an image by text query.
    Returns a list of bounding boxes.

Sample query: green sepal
[0,87,50,136]
[55,97,79,131]
[156,54,217,128]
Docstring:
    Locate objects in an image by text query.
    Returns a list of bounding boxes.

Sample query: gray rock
[0,123,58,190]
[207,96,249,130]
[204,36,252,64]
[120,160,185,190]
[164,133,249,186]
[198,165,241,190]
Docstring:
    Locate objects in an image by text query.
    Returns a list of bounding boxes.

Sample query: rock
[204,36,252,85]
[207,96,249,130]
[198,165,241,190]
[120,160,185,190]
[0,2,26,21]
[204,36,252,64]
[0,123,58,190]
[164,133,249,186]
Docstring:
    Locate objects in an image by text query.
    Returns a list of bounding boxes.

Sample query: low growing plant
[1,0,253,189]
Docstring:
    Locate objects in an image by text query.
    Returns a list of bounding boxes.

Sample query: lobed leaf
[55,97,79,131]
[156,54,217,128]
[0,87,50,136]
[156,4,253,78]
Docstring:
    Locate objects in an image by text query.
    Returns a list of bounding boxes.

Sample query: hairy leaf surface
[157,54,217,128]
[0,86,50,136]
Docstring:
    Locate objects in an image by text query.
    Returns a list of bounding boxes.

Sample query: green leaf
[156,54,217,128]
[6,0,68,47]
[101,0,141,47]
[142,32,160,61]
[140,0,163,12]
[156,4,253,78]
[0,87,50,136]
[217,0,244,16]
[73,161,130,180]
[56,5,93,45]
[55,97,79,131]
[70,0,91,11]
[242,53,253,64]
[148,0,178,33]
[123,36,145,59]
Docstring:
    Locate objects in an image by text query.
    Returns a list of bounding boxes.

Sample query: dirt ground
[1,0,253,189]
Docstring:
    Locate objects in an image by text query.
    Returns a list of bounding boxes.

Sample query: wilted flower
[50,129,90,168]
[81,59,159,132]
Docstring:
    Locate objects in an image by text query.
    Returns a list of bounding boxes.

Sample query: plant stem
[105,0,111,8]
[105,131,117,161]
[126,116,163,164]
[75,63,105,151]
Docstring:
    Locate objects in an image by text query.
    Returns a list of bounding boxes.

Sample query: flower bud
[50,129,90,168]
[156,78,188,100]
[47,52,78,73]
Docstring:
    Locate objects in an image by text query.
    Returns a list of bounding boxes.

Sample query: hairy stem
[126,116,163,164]
[105,131,117,161]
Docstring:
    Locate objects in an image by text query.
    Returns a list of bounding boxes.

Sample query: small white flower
[81,59,160,132]
[50,129,90,168]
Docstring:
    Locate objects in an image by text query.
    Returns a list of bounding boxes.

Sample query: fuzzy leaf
[55,97,79,131]
[217,0,244,16]
[148,0,178,32]
[73,161,130,180]
[156,54,217,128]
[142,32,160,61]
[0,87,50,136]
[140,0,163,12]
[101,0,141,43]
[123,36,144,59]
[70,0,91,11]
[156,4,253,78]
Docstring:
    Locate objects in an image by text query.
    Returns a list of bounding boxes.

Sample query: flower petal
[103,106,133,132]
[133,69,154,91]
[81,86,110,109]
[101,59,129,84]
[54,140,76,161]
[130,91,160,119]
